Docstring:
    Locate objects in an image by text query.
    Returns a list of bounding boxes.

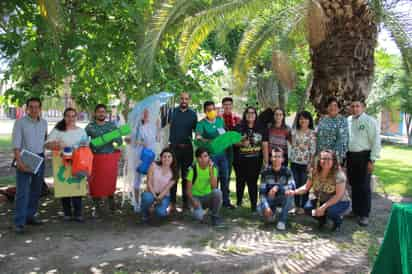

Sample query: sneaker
[276,221,286,231]
[211,216,224,227]
[358,217,369,227]
[15,225,24,234]
[26,218,43,226]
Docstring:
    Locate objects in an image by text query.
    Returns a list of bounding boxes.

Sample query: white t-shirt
[46,127,88,148]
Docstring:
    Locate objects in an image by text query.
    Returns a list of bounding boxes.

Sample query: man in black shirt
[169,92,198,212]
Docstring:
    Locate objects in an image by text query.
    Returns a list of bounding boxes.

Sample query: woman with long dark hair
[287,150,351,232]
[234,107,268,212]
[45,108,88,222]
[290,111,316,214]
[140,148,177,222]
[266,107,291,166]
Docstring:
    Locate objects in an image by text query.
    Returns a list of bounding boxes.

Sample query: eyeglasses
[246,111,256,114]
[272,155,283,159]
[320,158,333,161]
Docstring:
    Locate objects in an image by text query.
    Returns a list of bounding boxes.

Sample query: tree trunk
[256,62,288,110]
[309,0,378,115]
[405,113,412,146]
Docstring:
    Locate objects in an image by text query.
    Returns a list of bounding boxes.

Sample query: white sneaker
[276,221,286,231]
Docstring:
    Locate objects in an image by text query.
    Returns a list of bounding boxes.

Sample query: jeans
[192,189,223,220]
[258,194,293,223]
[290,162,309,208]
[304,199,351,226]
[211,153,230,206]
[140,192,170,219]
[61,197,82,217]
[170,145,193,207]
[14,161,45,226]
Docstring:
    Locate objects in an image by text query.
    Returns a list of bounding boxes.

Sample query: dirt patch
[0,190,395,274]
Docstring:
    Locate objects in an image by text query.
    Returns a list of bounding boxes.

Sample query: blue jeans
[291,163,309,208]
[258,194,293,223]
[211,153,230,206]
[14,162,45,226]
[140,192,170,219]
[304,199,351,226]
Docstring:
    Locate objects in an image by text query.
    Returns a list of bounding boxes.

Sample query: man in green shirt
[195,101,234,209]
[85,104,123,216]
[186,147,223,226]
[347,100,381,227]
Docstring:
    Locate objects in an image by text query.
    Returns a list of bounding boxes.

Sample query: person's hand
[242,138,250,147]
[124,136,131,144]
[285,190,295,196]
[315,207,326,217]
[208,159,214,169]
[367,161,374,174]
[268,186,278,199]
[16,159,30,173]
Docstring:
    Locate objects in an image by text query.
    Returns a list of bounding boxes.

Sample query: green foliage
[367,49,403,115]
[0,0,221,113]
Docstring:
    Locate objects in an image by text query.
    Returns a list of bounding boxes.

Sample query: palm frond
[381,7,412,72]
[139,0,194,75]
[177,0,271,71]
[306,0,328,48]
[178,17,224,72]
[233,4,305,93]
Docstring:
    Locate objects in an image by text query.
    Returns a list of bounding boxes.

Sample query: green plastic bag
[194,131,242,155]
[91,124,132,148]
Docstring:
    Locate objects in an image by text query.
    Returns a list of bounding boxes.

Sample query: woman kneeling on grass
[286,150,350,232]
[140,148,178,223]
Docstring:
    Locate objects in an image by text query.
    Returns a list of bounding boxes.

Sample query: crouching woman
[140,148,177,222]
[287,150,350,232]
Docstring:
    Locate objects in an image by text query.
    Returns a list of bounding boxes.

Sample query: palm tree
[141,0,412,114]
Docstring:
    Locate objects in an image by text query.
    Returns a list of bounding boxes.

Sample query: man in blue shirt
[169,92,197,212]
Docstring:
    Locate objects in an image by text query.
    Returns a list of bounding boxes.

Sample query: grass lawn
[375,143,412,197]
[0,135,11,151]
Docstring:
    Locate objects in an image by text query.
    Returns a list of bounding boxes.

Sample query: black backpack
[188,163,198,185]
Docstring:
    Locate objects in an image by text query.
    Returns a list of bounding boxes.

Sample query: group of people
[12,100,122,233]
[11,92,380,234]
[137,93,380,231]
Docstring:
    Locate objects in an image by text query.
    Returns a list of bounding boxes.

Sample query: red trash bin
[89,150,121,197]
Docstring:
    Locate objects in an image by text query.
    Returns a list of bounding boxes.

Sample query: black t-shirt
[235,123,268,159]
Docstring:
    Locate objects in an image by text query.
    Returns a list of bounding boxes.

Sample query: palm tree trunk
[309,0,378,115]
[256,62,288,110]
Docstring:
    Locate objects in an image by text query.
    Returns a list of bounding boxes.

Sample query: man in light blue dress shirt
[347,100,381,227]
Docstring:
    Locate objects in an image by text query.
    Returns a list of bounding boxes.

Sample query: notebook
[20,149,44,174]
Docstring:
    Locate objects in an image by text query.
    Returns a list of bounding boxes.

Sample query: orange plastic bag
[72,146,94,178]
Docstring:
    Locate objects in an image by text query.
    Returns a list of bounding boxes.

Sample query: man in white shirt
[347,100,381,226]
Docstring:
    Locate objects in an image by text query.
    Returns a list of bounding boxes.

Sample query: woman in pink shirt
[140,148,178,222]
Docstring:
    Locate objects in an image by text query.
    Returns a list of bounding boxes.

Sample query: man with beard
[168,92,198,212]
[86,104,123,217]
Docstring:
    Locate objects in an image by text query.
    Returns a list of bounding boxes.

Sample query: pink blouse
[151,164,173,194]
